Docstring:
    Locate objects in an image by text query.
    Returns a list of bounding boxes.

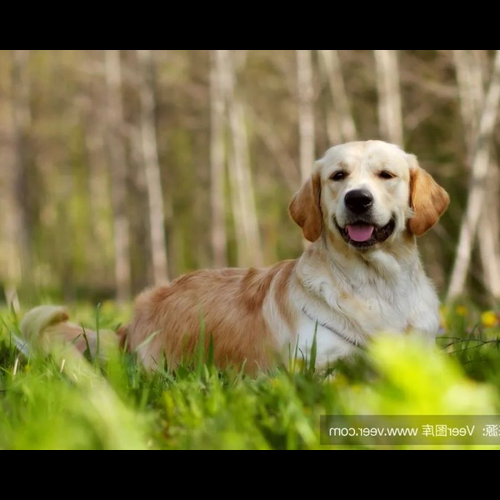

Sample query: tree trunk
[318,50,357,143]
[81,51,111,280]
[479,168,500,298]
[375,50,404,146]
[7,50,33,309]
[136,50,169,285]
[453,50,482,159]
[218,50,263,267]
[452,50,500,299]
[127,60,153,289]
[210,51,228,268]
[11,49,32,259]
[448,50,500,301]
[296,50,316,180]
[473,52,500,299]
[104,49,132,303]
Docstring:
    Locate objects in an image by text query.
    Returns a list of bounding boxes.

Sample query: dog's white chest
[286,263,440,369]
[295,314,359,367]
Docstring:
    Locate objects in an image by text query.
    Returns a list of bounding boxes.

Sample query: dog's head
[289,141,449,250]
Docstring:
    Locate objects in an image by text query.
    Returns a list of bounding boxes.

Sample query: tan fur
[19,306,118,358]
[128,261,295,372]
[289,171,322,242]
[408,159,450,236]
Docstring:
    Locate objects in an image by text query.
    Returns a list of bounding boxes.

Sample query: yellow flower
[456,306,468,317]
[270,378,281,388]
[481,311,499,328]
[439,306,449,330]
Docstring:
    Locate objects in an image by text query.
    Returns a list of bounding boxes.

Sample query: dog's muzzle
[335,217,396,249]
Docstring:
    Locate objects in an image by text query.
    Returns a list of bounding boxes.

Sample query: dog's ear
[408,155,450,236]
[289,170,323,242]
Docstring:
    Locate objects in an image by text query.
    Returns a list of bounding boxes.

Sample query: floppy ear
[408,156,450,236]
[289,171,323,242]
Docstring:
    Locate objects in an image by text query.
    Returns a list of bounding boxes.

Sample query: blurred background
[0,50,499,308]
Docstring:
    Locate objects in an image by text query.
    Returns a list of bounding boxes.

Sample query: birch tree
[136,50,169,285]
[0,141,19,309]
[318,50,357,144]
[218,50,263,267]
[82,50,112,278]
[448,50,500,300]
[452,50,500,298]
[7,50,32,309]
[375,50,404,146]
[105,49,132,303]
[296,50,316,180]
[210,50,228,268]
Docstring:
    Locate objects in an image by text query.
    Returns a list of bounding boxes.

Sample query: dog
[20,141,449,372]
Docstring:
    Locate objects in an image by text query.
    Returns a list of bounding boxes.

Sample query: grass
[0,302,500,450]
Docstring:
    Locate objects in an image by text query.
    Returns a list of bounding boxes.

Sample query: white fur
[295,314,356,367]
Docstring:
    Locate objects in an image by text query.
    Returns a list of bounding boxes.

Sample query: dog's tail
[19,306,122,359]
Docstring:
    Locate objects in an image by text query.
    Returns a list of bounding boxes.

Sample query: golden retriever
[20,141,449,372]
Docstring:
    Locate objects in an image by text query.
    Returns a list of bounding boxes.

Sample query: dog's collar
[301,307,364,349]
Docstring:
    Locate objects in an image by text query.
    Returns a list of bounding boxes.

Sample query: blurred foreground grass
[0,302,499,450]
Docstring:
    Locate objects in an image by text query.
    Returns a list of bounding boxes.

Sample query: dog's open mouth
[336,219,396,249]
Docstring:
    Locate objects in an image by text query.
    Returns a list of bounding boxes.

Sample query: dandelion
[481,311,499,328]
[456,306,468,317]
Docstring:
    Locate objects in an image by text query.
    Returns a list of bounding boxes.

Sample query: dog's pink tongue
[346,224,375,242]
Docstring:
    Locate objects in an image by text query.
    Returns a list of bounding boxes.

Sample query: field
[1,50,500,450]
[1,303,499,450]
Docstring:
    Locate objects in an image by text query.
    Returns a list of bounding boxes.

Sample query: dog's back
[128,262,295,371]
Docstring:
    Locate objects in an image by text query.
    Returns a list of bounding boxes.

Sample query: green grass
[0,303,499,450]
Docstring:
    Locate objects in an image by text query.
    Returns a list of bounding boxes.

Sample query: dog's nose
[345,189,374,214]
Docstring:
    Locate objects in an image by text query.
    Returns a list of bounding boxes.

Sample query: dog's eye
[379,171,396,180]
[331,171,347,182]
